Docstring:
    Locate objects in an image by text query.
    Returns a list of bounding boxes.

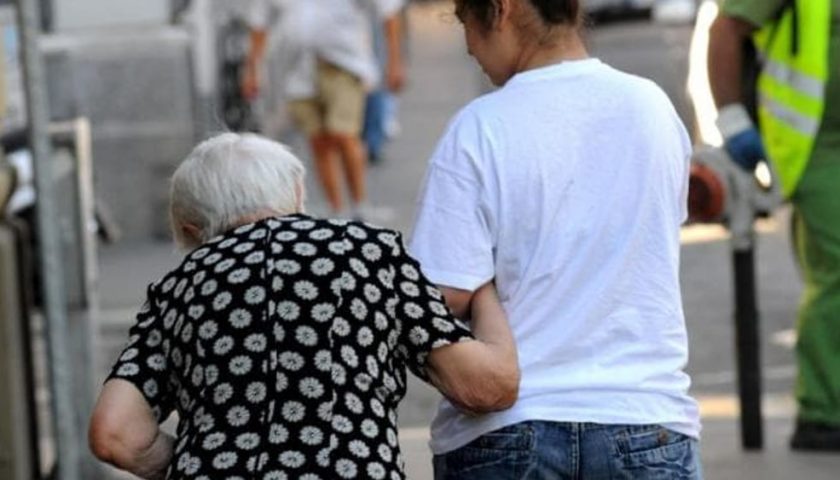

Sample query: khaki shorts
[287,60,365,136]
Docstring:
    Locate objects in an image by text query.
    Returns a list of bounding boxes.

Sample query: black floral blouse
[107,215,474,480]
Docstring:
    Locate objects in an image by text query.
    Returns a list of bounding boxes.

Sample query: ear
[180,222,203,246]
[494,0,513,30]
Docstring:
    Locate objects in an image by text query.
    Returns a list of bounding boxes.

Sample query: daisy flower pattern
[106,215,472,479]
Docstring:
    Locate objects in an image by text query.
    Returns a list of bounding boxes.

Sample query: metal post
[733,247,764,449]
[15,0,81,478]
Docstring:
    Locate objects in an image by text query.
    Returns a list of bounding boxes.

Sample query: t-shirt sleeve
[106,283,175,423]
[719,0,789,27]
[389,234,474,383]
[410,108,496,292]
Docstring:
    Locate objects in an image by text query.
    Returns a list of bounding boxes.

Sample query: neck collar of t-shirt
[505,58,604,87]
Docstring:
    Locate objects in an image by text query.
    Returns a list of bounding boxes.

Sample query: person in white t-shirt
[244,0,405,218]
[409,0,703,478]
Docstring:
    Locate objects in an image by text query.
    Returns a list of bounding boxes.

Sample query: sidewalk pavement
[91,2,840,478]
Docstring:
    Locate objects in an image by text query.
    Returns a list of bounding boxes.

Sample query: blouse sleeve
[106,283,176,423]
[389,234,474,383]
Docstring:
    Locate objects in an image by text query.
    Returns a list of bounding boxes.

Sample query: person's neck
[514,30,589,74]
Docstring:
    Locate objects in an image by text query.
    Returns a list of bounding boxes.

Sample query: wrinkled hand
[241,63,260,101]
[724,127,766,172]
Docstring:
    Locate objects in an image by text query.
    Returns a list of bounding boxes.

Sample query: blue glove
[723,127,766,172]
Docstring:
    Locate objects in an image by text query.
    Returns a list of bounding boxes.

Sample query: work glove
[716,103,766,172]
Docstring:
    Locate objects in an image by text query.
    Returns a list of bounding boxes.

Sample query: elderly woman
[88,133,518,480]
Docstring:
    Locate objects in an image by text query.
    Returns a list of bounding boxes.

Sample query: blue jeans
[433,421,703,479]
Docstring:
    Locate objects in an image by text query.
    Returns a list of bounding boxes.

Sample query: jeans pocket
[434,423,535,480]
[613,426,700,480]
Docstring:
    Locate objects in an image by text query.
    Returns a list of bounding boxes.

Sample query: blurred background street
[2,0,840,479]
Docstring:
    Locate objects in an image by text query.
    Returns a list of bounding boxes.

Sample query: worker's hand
[716,103,766,171]
[241,62,260,101]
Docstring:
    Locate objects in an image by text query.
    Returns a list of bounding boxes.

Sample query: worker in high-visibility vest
[709,0,840,451]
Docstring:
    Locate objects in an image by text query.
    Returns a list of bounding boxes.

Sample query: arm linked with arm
[426,282,520,415]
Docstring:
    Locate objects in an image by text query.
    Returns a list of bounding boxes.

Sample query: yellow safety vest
[753,0,831,198]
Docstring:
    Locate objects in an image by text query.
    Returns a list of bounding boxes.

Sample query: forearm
[708,17,756,108]
[383,15,403,73]
[123,430,175,480]
[247,29,268,69]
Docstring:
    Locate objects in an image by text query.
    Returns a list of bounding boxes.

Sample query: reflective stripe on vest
[753,0,831,198]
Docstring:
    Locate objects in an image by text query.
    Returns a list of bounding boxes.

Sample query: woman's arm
[89,379,174,480]
[426,282,520,414]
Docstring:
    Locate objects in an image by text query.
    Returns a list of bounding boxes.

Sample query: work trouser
[792,157,840,425]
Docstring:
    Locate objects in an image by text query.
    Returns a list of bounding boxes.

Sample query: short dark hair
[455,0,582,30]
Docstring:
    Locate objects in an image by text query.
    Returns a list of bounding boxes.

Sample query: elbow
[457,364,520,414]
[89,412,118,464]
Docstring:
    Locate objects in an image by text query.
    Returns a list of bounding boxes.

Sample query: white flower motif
[273,323,286,342]
[350,298,368,320]
[309,228,334,240]
[212,292,232,311]
[361,419,379,438]
[400,264,420,281]
[183,287,196,303]
[336,458,358,478]
[292,220,316,230]
[213,336,234,355]
[233,241,255,254]
[294,280,318,300]
[147,354,166,371]
[341,345,359,368]
[212,451,237,469]
[314,350,332,371]
[143,379,158,398]
[174,279,189,299]
[120,348,139,361]
[234,223,255,234]
[361,242,382,261]
[205,365,219,385]
[244,333,267,352]
[367,462,386,479]
[198,320,219,340]
[146,328,163,347]
[377,268,394,289]
[269,424,288,444]
[403,302,424,319]
[281,401,306,422]
[280,450,305,468]
[432,317,456,333]
[312,303,336,323]
[339,272,357,291]
[190,247,210,260]
[248,228,267,240]
[347,225,368,240]
[295,326,318,347]
[345,393,364,414]
[355,373,373,392]
[275,231,298,242]
[311,258,335,276]
[279,352,305,371]
[357,327,374,347]
[366,355,380,378]
[408,326,429,346]
[277,301,300,321]
[349,258,370,278]
[370,398,385,418]
[245,382,266,403]
[235,432,260,450]
[214,258,235,273]
[191,270,207,286]
[377,342,389,363]
[399,281,420,297]
[272,276,284,292]
[202,253,222,267]
[187,305,205,320]
[275,371,289,391]
[200,279,217,296]
[293,242,318,257]
[244,286,266,304]
[317,401,334,422]
[328,239,353,255]
[229,308,252,328]
[300,426,324,446]
[191,365,204,386]
[386,428,398,447]
[349,440,370,458]
[378,444,393,462]
[244,251,265,264]
[299,377,325,398]
[374,312,389,331]
[363,284,382,304]
[430,301,449,316]
[218,237,238,249]
[116,362,139,376]
[332,364,347,385]
[332,415,354,433]
[226,406,249,426]
[202,432,226,450]
[227,268,251,284]
[229,355,253,375]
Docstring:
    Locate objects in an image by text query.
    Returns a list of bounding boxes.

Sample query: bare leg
[334,133,367,206]
[310,133,343,212]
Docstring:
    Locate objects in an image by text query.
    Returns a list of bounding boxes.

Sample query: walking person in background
[709,0,840,451]
[87,133,519,479]
[243,0,406,219]
[410,0,702,478]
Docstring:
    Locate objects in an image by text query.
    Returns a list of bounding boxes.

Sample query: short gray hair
[170,132,305,248]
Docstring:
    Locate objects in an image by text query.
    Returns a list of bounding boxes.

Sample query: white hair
[169,132,305,248]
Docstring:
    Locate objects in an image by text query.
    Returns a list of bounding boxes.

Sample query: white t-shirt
[410,59,701,455]
[248,0,402,98]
